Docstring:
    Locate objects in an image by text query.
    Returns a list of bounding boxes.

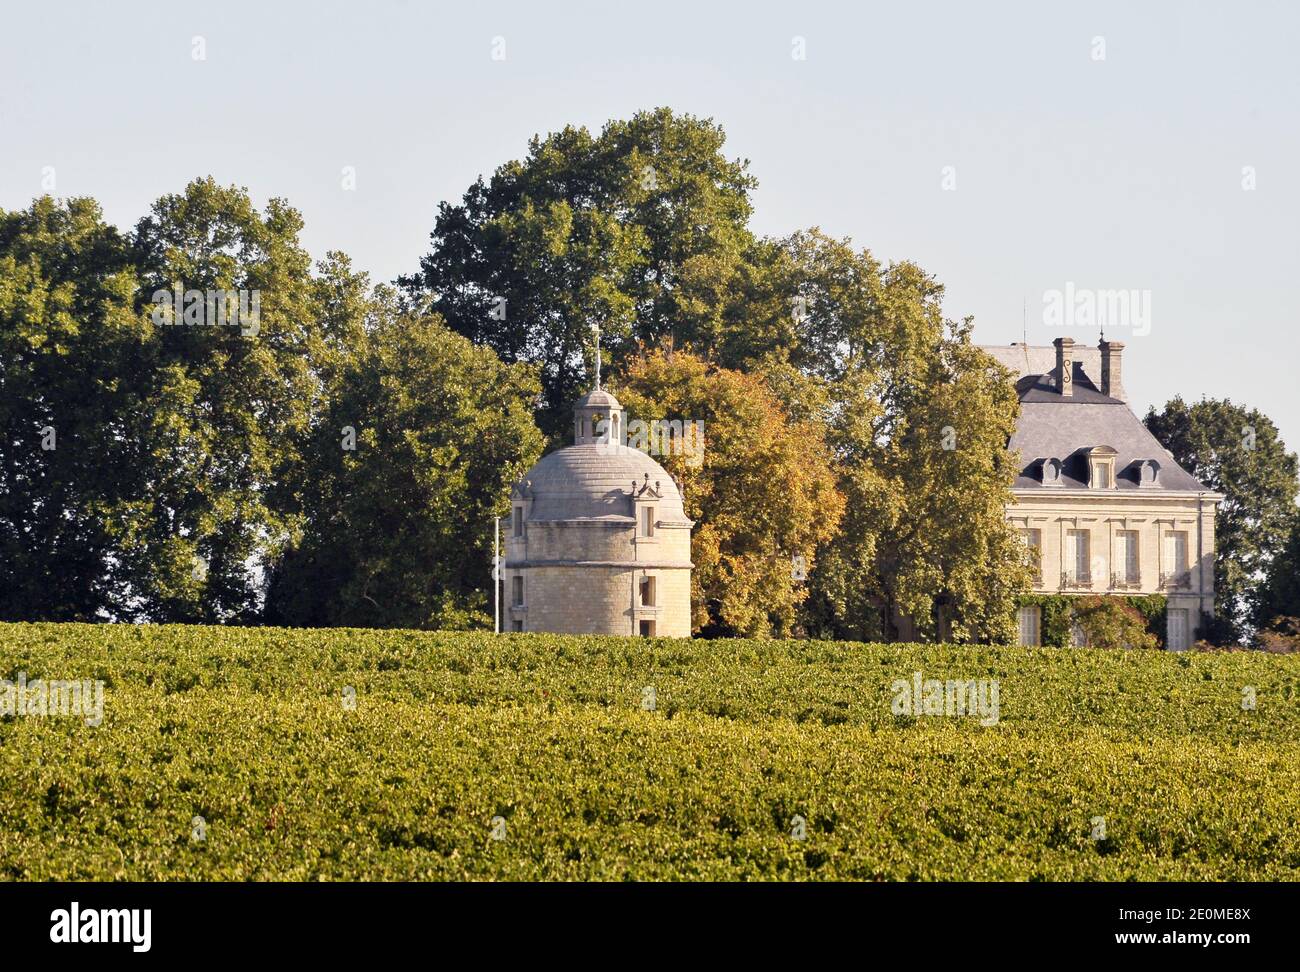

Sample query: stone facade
[1007,489,1217,649]
[982,338,1223,650]
[503,388,694,637]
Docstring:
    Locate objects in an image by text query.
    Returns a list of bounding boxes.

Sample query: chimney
[1053,337,1075,397]
[1099,339,1125,401]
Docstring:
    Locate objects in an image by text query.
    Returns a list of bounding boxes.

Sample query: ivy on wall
[1016,594,1168,648]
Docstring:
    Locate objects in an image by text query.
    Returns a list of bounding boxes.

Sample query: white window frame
[1017,605,1041,646]
[1118,529,1140,586]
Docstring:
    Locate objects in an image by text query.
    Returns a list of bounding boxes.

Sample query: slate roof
[515,444,693,523]
[979,345,1210,493]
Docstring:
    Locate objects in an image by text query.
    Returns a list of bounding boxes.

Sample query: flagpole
[493,517,500,634]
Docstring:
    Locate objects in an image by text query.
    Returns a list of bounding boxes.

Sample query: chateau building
[502,386,694,637]
[981,338,1222,650]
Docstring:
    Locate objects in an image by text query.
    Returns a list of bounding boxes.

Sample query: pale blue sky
[2,0,1297,448]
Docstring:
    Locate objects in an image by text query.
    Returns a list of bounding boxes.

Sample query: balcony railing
[1060,571,1093,591]
[1110,573,1143,591]
[1160,570,1192,591]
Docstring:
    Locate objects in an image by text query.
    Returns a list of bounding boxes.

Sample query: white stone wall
[1008,489,1218,647]
[504,520,692,637]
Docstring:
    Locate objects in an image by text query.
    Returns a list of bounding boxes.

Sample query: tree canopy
[401,108,761,443]
[613,348,842,637]
[0,184,544,627]
[1145,397,1299,641]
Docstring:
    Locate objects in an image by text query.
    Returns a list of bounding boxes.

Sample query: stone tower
[503,387,694,637]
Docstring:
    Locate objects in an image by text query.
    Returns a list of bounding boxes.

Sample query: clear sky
[2,0,1296,448]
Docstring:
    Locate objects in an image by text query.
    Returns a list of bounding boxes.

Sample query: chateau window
[640,506,655,537]
[640,575,656,607]
[1066,530,1090,585]
[1021,529,1042,582]
[1017,605,1041,646]
[1087,447,1118,489]
[1137,459,1161,487]
[1117,530,1140,586]
[512,507,523,538]
[1163,530,1189,585]
[511,619,523,633]
[639,620,656,637]
[1167,608,1190,651]
[511,575,524,607]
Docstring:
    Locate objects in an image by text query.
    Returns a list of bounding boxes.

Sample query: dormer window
[512,506,524,538]
[1086,446,1118,489]
[1040,457,1063,486]
[1136,458,1161,488]
[640,506,656,537]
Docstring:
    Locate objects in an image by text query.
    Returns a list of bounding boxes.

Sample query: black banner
[0,881,1283,958]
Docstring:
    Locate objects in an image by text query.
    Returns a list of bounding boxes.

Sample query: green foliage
[0,184,327,623]
[1145,397,1300,641]
[401,108,760,442]
[1,187,545,629]
[612,349,843,637]
[0,197,142,621]
[763,233,1030,643]
[1072,596,1160,650]
[1255,510,1300,628]
[264,289,544,629]
[1017,594,1167,648]
[3,622,1299,880]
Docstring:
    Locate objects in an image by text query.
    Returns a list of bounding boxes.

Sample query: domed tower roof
[517,444,691,523]
[572,388,622,410]
[513,380,692,525]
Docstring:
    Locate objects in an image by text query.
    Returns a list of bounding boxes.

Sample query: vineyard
[2,622,1299,880]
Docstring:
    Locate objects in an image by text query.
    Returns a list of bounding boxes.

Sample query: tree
[0,196,144,620]
[1,182,376,624]
[264,289,544,629]
[1254,508,1300,630]
[108,177,330,622]
[400,108,762,441]
[754,231,1031,643]
[612,348,843,638]
[1144,398,1299,641]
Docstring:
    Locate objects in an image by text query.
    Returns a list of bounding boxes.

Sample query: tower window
[640,506,655,537]
[640,575,656,607]
[512,507,523,538]
[511,575,524,607]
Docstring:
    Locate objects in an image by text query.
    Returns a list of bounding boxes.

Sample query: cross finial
[592,323,601,389]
